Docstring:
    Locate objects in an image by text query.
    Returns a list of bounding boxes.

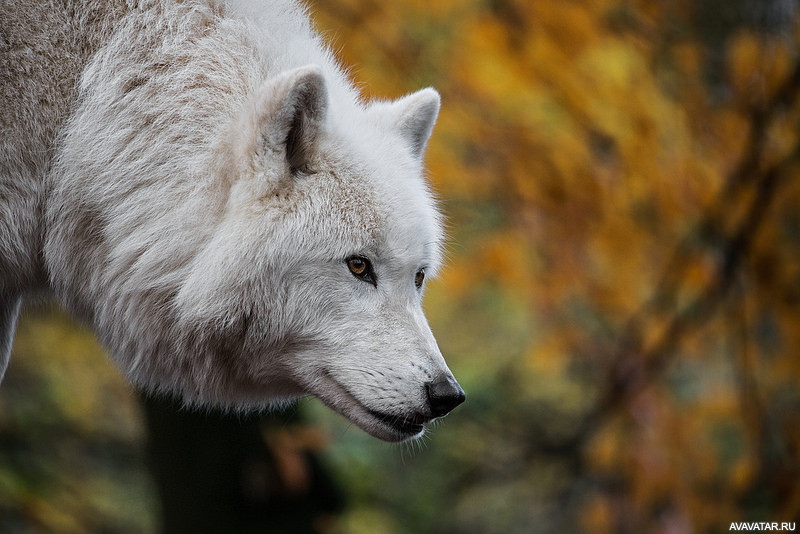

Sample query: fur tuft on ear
[370,88,440,158]
[248,64,328,174]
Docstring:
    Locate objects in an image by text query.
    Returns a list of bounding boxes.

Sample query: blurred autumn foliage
[2,0,799,532]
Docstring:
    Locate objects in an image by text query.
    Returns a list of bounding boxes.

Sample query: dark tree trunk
[140,393,343,534]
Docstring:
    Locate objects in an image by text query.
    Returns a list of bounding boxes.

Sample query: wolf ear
[247,65,328,173]
[371,88,440,158]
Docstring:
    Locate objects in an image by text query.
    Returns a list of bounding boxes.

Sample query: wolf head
[170,65,464,441]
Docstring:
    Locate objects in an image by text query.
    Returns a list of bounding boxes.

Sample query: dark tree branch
[574,58,800,446]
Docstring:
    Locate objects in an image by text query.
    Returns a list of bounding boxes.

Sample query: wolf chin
[0,0,464,442]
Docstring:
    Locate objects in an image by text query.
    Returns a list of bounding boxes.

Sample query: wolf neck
[90,0,359,188]
[0,0,134,296]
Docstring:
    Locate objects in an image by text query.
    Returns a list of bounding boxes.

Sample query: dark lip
[318,370,430,439]
[367,409,430,436]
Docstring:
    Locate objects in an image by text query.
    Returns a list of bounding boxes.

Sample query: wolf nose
[426,376,466,418]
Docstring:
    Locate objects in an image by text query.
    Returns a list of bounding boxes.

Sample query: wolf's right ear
[240,65,328,175]
[368,88,440,159]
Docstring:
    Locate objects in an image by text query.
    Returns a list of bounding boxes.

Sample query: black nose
[426,376,466,418]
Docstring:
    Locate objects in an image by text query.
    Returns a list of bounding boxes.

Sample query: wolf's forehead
[367,179,442,269]
[312,166,437,262]
[324,167,439,238]
[380,180,442,256]
[315,124,443,263]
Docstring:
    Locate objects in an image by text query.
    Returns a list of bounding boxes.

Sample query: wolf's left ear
[247,64,328,173]
[372,88,440,158]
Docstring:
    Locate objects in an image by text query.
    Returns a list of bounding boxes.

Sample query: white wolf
[0,0,464,441]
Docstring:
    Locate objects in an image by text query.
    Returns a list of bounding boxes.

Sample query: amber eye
[346,255,376,286]
[348,257,367,275]
[415,269,425,289]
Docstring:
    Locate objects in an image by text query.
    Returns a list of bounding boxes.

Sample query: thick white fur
[0,0,457,441]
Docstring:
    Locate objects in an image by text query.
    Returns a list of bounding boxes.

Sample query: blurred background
[2,0,800,532]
